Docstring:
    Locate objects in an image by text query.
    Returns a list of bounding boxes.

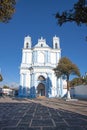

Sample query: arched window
[26,42,29,48]
[41,44,43,47]
[55,43,58,49]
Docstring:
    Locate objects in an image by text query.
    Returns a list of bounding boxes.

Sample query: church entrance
[37,83,45,97]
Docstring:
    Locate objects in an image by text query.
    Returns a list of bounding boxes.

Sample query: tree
[0,74,3,82]
[70,73,87,86]
[83,76,87,84]
[53,57,80,99]
[0,0,16,23]
[70,77,83,87]
[55,0,87,26]
[3,85,9,89]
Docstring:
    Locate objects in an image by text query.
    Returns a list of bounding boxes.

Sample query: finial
[41,36,43,40]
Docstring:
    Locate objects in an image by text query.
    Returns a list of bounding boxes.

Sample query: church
[19,35,66,98]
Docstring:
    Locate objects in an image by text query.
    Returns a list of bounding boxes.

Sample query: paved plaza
[0,97,87,130]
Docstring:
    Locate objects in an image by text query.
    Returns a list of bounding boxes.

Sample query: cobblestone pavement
[0,97,87,130]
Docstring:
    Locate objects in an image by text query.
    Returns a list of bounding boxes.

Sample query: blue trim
[33,51,37,63]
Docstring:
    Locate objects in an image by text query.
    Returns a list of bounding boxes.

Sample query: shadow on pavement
[0,100,87,130]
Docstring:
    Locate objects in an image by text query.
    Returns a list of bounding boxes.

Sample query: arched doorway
[37,83,45,97]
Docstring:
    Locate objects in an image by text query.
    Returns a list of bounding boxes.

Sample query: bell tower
[53,35,60,49]
[24,35,32,49]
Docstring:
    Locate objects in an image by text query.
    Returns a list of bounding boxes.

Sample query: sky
[0,0,87,87]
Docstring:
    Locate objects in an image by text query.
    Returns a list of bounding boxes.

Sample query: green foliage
[53,57,80,91]
[55,0,87,26]
[0,0,16,23]
[3,85,9,89]
[0,74,3,81]
[54,57,80,79]
[70,77,83,87]
[83,77,87,84]
[70,76,87,87]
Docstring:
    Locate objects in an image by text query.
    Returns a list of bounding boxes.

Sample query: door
[37,83,45,97]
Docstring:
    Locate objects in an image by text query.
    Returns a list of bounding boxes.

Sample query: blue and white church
[19,35,66,98]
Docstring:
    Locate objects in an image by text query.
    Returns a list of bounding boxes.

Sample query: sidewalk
[33,98,87,116]
[0,97,87,130]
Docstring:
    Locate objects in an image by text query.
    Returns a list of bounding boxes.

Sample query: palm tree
[53,57,80,99]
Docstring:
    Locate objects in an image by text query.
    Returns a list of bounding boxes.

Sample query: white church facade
[19,35,66,98]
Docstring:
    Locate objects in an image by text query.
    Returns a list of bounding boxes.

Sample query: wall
[70,85,87,99]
